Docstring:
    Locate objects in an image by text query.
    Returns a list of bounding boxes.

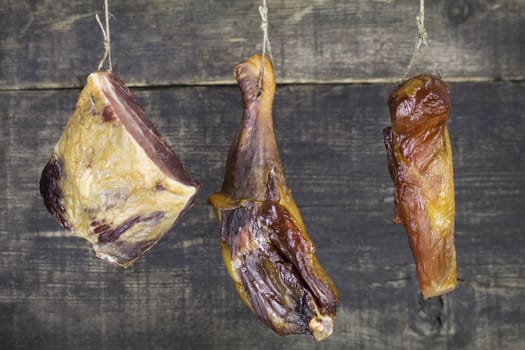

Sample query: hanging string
[403,0,437,79]
[257,0,273,96]
[96,0,112,72]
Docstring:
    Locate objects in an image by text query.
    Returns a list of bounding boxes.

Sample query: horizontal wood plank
[1,0,524,89]
[0,81,523,349]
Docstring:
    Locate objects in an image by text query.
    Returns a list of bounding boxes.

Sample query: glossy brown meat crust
[384,74,457,298]
[209,55,338,340]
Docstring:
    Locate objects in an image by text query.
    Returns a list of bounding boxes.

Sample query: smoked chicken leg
[209,55,338,340]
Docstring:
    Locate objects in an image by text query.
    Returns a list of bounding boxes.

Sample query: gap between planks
[1,76,525,92]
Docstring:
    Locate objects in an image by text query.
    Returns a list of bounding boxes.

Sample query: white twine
[96,0,112,71]
[257,0,273,96]
[403,0,438,79]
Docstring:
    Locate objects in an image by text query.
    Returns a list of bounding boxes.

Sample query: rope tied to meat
[96,0,112,72]
[404,0,439,79]
[257,0,273,96]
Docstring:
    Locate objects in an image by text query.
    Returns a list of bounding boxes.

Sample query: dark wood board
[0,81,523,349]
[1,0,524,90]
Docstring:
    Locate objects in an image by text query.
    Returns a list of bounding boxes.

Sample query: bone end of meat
[309,314,334,341]
[234,54,276,107]
[40,71,199,267]
[385,74,457,298]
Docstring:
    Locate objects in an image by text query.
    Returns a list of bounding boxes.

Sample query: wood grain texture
[0,81,523,349]
[1,0,524,90]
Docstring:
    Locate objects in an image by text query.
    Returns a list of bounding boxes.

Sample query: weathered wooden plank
[1,0,524,89]
[0,82,524,349]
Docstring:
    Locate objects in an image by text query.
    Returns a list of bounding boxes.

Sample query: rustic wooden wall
[1,1,523,349]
